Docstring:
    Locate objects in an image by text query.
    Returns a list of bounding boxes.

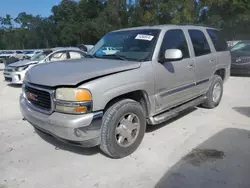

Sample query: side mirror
[159,49,183,63]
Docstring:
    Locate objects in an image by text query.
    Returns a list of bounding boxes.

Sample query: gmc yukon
[20,25,231,158]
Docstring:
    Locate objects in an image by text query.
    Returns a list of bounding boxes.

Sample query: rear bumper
[20,94,103,147]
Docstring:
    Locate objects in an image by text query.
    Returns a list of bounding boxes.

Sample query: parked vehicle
[0,51,15,59]
[3,56,20,67]
[230,40,250,76]
[227,40,241,49]
[20,25,231,158]
[10,50,26,59]
[4,47,86,84]
[23,50,42,58]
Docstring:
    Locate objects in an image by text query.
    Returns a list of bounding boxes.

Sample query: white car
[3,47,86,84]
[0,51,15,59]
[23,50,42,58]
[102,47,119,55]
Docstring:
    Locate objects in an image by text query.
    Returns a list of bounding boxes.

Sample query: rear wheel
[100,99,146,158]
[202,75,223,109]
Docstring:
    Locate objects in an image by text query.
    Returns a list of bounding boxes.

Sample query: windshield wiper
[102,54,129,61]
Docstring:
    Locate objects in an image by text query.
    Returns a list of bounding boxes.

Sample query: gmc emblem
[26,92,38,101]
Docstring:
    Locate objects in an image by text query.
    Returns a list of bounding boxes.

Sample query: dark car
[230,40,250,76]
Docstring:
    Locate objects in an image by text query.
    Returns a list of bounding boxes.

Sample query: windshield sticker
[135,34,154,41]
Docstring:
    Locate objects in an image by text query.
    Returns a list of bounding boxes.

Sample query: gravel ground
[0,63,249,188]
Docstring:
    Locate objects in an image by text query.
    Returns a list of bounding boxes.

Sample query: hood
[26,58,142,87]
[231,50,250,57]
[9,60,38,67]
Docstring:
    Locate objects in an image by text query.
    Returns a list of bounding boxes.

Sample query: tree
[0,0,249,50]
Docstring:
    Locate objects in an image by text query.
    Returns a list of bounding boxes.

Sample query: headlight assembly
[15,65,29,71]
[55,88,92,114]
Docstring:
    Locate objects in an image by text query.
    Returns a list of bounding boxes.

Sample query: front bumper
[20,94,103,147]
[3,70,26,84]
[231,63,250,76]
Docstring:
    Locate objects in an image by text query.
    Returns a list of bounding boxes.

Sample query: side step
[148,96,206,125]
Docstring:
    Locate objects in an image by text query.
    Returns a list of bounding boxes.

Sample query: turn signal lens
[55,105,88,114]
[76,90,92,101]
[75,106,88,113]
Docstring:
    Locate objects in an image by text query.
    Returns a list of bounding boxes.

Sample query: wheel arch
[103,90,151,118]
[214,68,226,81]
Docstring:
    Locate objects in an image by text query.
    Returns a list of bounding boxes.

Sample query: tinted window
[207,29,228,51]
[188,30,211,56]
[159,29,190,59]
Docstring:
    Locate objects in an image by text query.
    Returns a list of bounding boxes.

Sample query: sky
[0,0,63,18]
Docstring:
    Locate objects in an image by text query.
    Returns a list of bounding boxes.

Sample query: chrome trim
[23,81,55,115]
[54,100,92,107]
[93,111,103,119]
[54,100,92,114]
[160,78,210,97]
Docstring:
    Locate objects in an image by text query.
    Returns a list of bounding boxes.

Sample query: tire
[100,99,146,158]
[202,75,223,109]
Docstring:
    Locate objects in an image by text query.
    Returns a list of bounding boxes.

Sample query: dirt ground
[0,63,249,188]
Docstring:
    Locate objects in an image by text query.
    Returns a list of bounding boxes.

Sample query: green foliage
[0,0,249,50]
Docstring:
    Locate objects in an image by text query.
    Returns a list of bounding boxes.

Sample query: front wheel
[202,75,223,109]
[100,99,146,158]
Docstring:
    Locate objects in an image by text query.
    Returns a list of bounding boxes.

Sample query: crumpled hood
[9,60,38,67]
[26,58,141,87]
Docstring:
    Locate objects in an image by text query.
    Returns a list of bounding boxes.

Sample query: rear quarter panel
[215,51,231,82]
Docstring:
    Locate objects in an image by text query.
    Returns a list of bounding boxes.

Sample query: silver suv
[20,25,231,158]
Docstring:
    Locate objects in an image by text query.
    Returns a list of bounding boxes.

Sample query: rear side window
[188,30,211,57]
[159,29,190,59]
[207,29,228,51]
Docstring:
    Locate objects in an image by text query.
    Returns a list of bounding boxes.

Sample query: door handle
[188,64,195,70]
[210,59,215,64]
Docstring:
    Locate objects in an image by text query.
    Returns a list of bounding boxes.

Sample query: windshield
[30,51,52,61]
[88,29,160,61]
[231,42,250,52]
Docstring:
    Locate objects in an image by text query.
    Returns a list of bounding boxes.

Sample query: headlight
[15,65,28,71]
[55,88,92,114]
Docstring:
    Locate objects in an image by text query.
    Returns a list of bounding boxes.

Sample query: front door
[153,29,196,114]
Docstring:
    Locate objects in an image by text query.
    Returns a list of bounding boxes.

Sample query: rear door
[206,29,231,78]
[187,29,216,94]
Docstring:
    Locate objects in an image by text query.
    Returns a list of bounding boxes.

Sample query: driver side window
[159,29,190,59]
[49,51,67,62]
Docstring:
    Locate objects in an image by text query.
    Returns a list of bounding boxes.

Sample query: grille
[5,77,12,82]
[237,56,250,64]
[24,85,51,111]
